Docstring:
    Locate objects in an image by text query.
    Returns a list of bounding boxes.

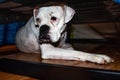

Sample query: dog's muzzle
[39,25,51,44]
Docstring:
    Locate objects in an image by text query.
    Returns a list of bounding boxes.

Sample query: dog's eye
[51,16,57,21]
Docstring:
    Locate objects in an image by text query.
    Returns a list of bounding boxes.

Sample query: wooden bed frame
[0,45,120,80]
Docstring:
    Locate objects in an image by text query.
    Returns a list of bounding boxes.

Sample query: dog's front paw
[88,54,114,64]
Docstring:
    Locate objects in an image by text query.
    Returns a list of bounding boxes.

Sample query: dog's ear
[33,8,39,27]
[64,6,75,23]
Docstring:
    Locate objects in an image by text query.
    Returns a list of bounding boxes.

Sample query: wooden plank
[0,58,120,80]
[0,72,38,80]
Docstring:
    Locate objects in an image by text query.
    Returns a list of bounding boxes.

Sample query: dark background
[0,0,120,46]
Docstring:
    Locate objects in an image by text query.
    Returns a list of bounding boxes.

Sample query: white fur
[16,5,113,64]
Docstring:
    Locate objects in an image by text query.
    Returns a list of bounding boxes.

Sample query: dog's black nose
[40,25,50,34]
[39,25,50,44]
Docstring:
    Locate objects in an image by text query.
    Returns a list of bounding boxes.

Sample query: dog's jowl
[16,3,113,64]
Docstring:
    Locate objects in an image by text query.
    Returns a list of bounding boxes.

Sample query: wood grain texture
[0,44,120,71]
[0,72,38,80]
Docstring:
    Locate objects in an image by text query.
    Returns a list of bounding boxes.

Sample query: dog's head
[33,3,75,44]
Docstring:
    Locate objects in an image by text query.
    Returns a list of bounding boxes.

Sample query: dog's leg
[40,44,113,64]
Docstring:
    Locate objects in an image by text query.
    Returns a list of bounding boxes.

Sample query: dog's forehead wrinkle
[36,6,64,23]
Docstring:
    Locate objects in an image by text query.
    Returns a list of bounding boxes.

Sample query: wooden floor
[0,72,38,80]
[0,44,120,79]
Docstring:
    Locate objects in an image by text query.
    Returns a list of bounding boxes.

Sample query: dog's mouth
[39,34,61,47]
[39,33,51,44]
[39,36,61,47]
[39,39,51,44]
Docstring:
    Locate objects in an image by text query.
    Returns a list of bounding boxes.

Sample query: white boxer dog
[16,3,113,64]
